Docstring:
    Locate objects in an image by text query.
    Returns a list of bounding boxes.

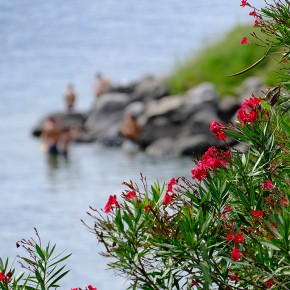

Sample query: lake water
[0,0,258,288]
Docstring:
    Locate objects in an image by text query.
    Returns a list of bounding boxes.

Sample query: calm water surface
[0,0,260,288]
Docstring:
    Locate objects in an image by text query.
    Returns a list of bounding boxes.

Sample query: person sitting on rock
[64,83,77,112]
[94,73,112,98]
[120,113,141,142]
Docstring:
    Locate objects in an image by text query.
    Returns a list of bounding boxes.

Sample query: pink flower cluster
[237,96,261,127]
[0,272,5,282]
[104,195,119,214]
[231,246,243,261]
[125,190,137,199]
[261,179,275,190]
[251,209,264,218]
[163,178,177,206]
[191,147,230,181]
[226,230,245,243]
[210,121,226,140]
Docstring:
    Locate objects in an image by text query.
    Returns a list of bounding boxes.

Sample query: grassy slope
[167,25,281,97]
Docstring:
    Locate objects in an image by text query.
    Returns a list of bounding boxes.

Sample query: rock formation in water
[31,76,266,157]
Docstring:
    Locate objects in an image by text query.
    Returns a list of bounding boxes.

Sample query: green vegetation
[167,25,281,96]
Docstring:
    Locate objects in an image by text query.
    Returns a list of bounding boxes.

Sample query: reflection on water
[46,153,69,170]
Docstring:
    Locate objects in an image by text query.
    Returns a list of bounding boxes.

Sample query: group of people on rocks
[41,72,141,157]
[63,72,112,112]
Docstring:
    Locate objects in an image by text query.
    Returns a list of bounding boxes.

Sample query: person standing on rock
[94,73,112,98]
[64,83,77,112]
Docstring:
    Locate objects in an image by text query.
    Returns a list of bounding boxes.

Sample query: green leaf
[47,269,70,288]
[35,244,46,262]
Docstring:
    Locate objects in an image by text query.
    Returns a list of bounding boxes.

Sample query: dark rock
[138,116,182,148]
[186,106,221,135]
[92,93,130,113]
[145,134,220,157]
[108,82,137,94]
[84,93,131,142]
[124,101,145,117]
[239,77,267,102]
[145,137,175,157]
[185,82,219,106]
[218,96,241,123]
[173,134,218,157]
[131,77,169,102]
[180,83,219,121]
[145,96,184,122]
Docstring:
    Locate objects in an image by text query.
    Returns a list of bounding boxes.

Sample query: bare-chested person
[64,83,76,111]
[41,117,72,156]
[41,117,62,155]
[120,114,141,142]
[94,73,112,98]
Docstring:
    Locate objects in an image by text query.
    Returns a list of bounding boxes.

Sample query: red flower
[163,192,173,206]
[231,247,243,261]
[240,0,247,7]
[241,37,250,44]
[249,10,258,17]
[224,205,231,212]
[251,209,264,217]
[261,180,274,190]
[265,278,274,289]
[202,147,230,169]
[234,233,245,243]
[144,205,151,212]
[226,230,235,241]
[0,272,5,281]
[203,158,221,170]
[237,107,258,127]
[210,120,226,140]
[71,288,79,290]
[229,272,239,281]
[282,198,289,206]
[221,213,227,219]
[104,195,119,214]
[167,178,177,193]
[242,97,261,109]
[125,190,136,199]
[191,165,207,181]
[202,146,217,159]
[87,285,97,290]
[253,19,261,27]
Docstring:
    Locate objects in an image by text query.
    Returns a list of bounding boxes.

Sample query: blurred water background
[0,0,261,288]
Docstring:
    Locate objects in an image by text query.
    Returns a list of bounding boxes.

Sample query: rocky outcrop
[32,76,264,157]
[31,111,87,138]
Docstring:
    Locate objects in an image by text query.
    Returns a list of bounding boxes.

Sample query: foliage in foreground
[0,229,71,290]
[85,0,290,289]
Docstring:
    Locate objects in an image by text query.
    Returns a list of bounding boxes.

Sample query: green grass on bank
[167,25,282,97]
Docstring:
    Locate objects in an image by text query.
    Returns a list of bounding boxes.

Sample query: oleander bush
[85,0,290,289]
